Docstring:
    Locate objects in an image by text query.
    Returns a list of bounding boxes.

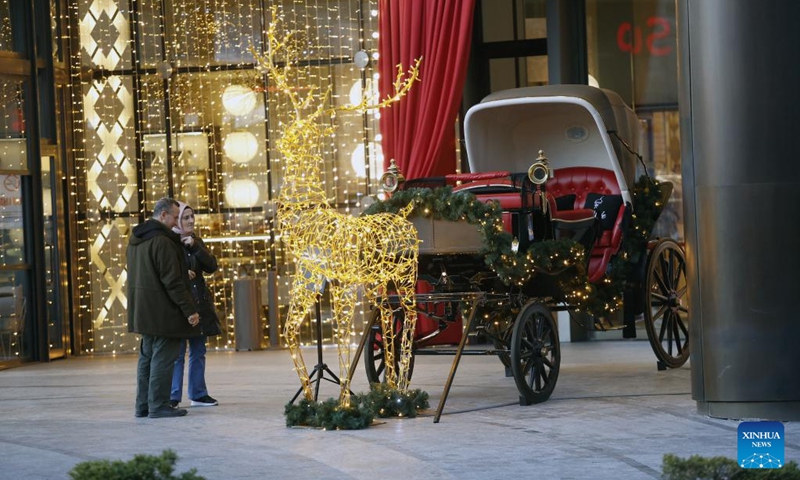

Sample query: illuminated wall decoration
[69,0,385,354]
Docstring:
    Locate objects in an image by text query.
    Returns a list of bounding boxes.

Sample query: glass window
[0,173,23,265]
[586,0,678,107]
[0,0,12,52]
[0,75,25,266]
[587,0,682,241]
[163,0,264,67]
[482,1,517,43]
[0,269,27,360]
[76,0,380,352]
[0,75,26,171]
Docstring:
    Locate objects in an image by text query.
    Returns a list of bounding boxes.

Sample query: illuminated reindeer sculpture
[255,10,421,407]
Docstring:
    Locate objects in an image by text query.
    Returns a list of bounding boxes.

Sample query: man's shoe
[169,400,179,408]
[190,395,218,407]
[148,406,188,418]
[134,410,148,418]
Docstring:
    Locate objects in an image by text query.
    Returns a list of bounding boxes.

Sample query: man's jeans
[136,335,182,413]
[171,336,209,402]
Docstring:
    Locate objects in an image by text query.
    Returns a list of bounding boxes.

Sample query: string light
[253,7,421,407]
[67,0,383,353]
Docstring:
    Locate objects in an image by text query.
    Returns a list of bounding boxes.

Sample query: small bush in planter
[662,454,800,479]
[68,449,205,480]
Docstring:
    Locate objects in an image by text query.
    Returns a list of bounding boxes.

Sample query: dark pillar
[546,0,587,85]
[678,0,800,420]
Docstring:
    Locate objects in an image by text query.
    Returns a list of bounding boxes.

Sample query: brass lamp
[527,150,554,185]
[379,159,405,193]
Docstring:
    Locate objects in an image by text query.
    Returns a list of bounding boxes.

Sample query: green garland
[365,383,430,418]
[284,384,430,429]
[364,187,586,284]
[284,397,375,430]
[575,175,665,316]
[364,176,665,318]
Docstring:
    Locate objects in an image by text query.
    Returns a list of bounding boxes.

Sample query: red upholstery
[453,178,526,233]
[546,167,620,204]
[414,278,463,346]
[546,167,626,282]
[550,208,596,222]
[450,167,626,283]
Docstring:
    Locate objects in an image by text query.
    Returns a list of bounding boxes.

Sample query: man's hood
[130,219,174,245]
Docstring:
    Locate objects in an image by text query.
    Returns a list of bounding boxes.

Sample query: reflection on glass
[0,174,24,265]
[164,0,265,66]
[647,111,683,242]
[0,76,26,171]
[0,0,12,52]
[0,269,26,360]
[42,156,63,352]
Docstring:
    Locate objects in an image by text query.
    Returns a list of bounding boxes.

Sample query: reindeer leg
[328,283,358,407]
[394,257,419,392]
[285,272,318,401]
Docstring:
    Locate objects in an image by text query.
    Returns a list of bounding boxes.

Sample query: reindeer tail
[398,201,417,219]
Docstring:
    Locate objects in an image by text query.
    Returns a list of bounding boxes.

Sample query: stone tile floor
[1,339,797,479]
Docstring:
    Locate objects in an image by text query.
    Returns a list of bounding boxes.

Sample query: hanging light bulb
[221,84,258,116]
[223,131,259,164]
[350,142,383,179]
[225,178,260,208]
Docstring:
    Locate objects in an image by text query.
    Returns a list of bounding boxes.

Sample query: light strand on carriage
[363,176,665,318]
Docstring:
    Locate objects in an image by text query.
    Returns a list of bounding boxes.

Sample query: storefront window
[73,0,381,353]
[0,75,28,363]
[0,75,26,264]
[587,0,683,241]
[482,0,548,90]
[0,0,12,52]
[0,269,26,360]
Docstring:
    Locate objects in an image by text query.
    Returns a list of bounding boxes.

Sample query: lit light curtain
[378,0,476,179]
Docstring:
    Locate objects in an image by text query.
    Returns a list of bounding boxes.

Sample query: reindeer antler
[339,58,422,113]
[253,6,421,117]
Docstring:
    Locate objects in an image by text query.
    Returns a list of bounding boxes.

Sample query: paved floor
[1,338,798,479]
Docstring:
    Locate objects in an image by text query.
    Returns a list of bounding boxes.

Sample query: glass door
[41,152,68,358]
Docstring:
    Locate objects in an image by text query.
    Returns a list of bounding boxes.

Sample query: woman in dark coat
[170,201,222,407]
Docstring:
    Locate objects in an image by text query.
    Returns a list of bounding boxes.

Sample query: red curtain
[378,0,476,179]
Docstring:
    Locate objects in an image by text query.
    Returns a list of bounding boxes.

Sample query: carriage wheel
[364,308,415,384]
[644,238,690,369]
[510,301,560,405]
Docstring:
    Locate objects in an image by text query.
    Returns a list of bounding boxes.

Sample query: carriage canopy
[464,85,642,203]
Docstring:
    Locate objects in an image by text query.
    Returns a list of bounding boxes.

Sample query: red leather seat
[546,167,626,282]
[452,176,525,233]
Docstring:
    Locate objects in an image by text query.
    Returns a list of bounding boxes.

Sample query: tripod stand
[289,288,350,403]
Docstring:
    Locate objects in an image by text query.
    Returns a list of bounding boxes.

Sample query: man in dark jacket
[128,197,200,418]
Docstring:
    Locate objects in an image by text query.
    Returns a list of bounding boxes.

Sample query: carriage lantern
[380,159,405,193]
[527,150,554,185]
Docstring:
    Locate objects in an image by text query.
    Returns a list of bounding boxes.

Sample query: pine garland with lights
[545,175,666,317]
[284,397,375,430]
[283,383,429,428]
[364,383,430,418]
[364,176,665,318]
[364,187,586,284]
